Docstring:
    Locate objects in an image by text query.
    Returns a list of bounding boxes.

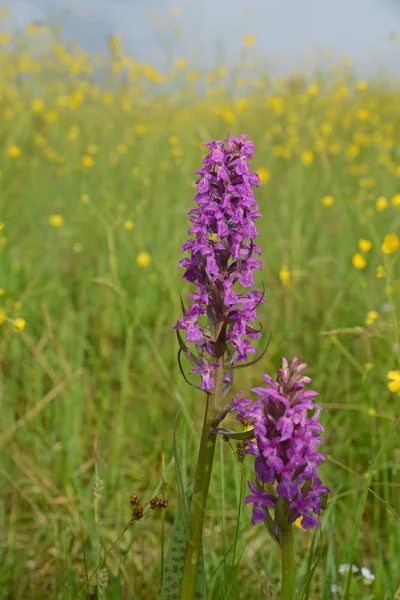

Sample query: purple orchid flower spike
[232,356,331,534]
[174,134,264,391]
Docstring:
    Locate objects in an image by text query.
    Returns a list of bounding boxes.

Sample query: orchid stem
[280,524,295,600]
[179,363,224,600]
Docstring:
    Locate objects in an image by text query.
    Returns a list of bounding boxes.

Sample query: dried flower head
[232,356,330,531]
[174,134,264,390]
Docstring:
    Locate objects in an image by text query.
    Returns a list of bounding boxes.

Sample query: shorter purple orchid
[232,356,330,534]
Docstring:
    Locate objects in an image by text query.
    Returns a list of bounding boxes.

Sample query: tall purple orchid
[233,356,331,533]
[174,134,264,391]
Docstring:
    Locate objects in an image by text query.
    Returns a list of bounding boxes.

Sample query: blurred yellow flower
[376,196,388,211]
[392,193,400,207]
[0,309,5,326]
[170,5,181,16]
[81,155,94,168]
[357,109,369,121]
[307,83,318,96]
[352,253,367,269]
[0,223,4,231]
[171,146,182,158]
[8,145,22,158]
[322,195,334,207]
[31,98,44,113]
[301,151,314,165]
[376,265,385,278]
[72,243,82,253]
[117,144,128,154]
[257,167,270,184]
[364,363,374,372]
[0,32,10,45]
[347,144,360,159]
[14,300,22,310]
[382,233,400,254]
[0,288,4,296]
[279,266,291,285]
[124,220,134,231]
[174,58,187,69]
[49,214,64,228]
[387,370,400,394]
[356,80,368,91]
[81,193,89,203]
[136,252,151,268]
[169,135,179,146]
[243,34,255,47]
[365,310,378,326]
[13,318,26,332]
[67,125,80,141]
[358,239,372,252]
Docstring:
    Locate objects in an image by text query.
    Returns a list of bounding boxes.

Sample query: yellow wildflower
[136,252,151,268]
[124,220,134,231]
[322,195,334,207]
[14,300,22,311]
[0,288,4,296]
[356,80,368,91]
[387,370,400,394]
[279,266,291,285]
[0,309,6,326]
[365,310,378,326]
[358,239,372,252]
[174,58,187,69]
[0,223,4,231]
[382,233,400,254]
[31,98,44,113]
[243,34,255,47]
[81,155,94,168]
[81,193,89,203]
[364,363,374,372]
[352,253,367,269]
[376,196,388,212]
[13,318,26,332]
[301,151,314,165]
[8,145,22,158]
[392,193,400,207]
[257,167,271,184]
[117,144,128,154]
[49,214,64,228]
[169,135,179,146]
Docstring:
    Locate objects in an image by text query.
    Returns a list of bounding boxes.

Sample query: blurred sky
[8,0,400,74]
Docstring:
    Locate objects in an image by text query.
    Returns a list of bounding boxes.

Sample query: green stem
[280,525,295,600]
[179,364,224,600]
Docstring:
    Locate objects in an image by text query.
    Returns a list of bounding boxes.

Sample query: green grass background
[0,21,399,600]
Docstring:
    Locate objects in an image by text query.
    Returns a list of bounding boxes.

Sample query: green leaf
[211,427,255,441]
[161,491,206,600]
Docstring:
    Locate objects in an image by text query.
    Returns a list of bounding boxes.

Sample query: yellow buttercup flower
[322,195,334,207]
[174,58,187,69]
[243,34,255,47]
[279,266,291,285]
[136,252,151,268]
[301,150,314,165]
[358,239,372,252]
[124,220,134,231]
[352,253,367,269]
[376,196,388,212]
[392,193,400,207]
[387,370,400,394]
[81,155,94,168]
[365,310,378,326]
[257,167,270,184]
[49,214,64,228]
[381,234,400,254]
[13,318,26,332]
[8,145,22,158]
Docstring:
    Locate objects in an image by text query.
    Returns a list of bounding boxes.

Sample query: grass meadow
[0,15,400,600]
